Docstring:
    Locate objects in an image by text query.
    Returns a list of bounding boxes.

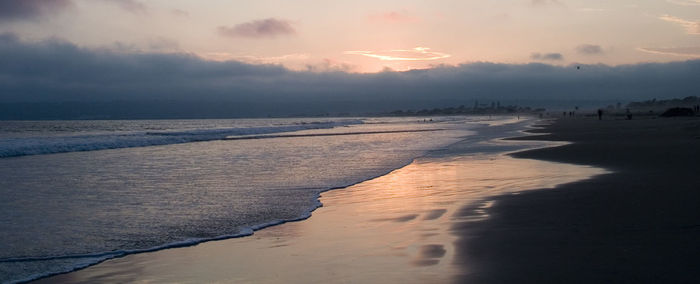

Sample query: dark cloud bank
[0,0,73,21]
[0,0,148,22]
[1,34,699,119]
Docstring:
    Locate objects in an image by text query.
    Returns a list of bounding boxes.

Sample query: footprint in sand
[372,214,419,222]
[411,244,447,267]
[423,209,447,220]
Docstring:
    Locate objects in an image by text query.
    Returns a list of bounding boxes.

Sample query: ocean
[0,116,515,283]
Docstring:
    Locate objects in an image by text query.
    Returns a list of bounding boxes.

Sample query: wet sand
[456,117,700,283]
[39,122,604,283]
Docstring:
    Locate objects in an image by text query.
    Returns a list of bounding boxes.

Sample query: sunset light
[345,47,451,61]
[2,1,700,283]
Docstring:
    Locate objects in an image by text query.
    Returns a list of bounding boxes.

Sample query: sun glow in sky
[1,0,699,72]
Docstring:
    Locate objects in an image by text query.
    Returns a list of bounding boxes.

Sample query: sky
[0,0,699,118]
[2,0,699,72]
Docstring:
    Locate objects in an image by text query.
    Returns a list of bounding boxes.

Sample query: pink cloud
[345,47,450,61]
[637,46,700,57]
[659,14,700,35]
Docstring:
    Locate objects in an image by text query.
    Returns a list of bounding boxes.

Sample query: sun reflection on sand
[48,150,606,283]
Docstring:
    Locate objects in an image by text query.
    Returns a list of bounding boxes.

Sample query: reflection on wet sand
[44,151,605,284]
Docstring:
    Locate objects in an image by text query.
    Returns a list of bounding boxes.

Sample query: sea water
[0,116,510,283]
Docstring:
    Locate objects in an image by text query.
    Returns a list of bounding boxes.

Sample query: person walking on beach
[626,108,632,120]
[597,109,603,120]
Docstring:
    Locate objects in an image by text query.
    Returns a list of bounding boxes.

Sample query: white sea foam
[0,191,324,284]
[0,119,362,158]
[0,116,521,283]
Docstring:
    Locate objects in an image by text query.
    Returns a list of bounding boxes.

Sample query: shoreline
[455,116,700,283]
[2,116,476,284]
[37,118,608,283]
[13,136,444,284]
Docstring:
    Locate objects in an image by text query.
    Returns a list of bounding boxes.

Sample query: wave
[0,119,363,158]
[1,191,329,284]
[0,116,489,283]
[0,152,418,284]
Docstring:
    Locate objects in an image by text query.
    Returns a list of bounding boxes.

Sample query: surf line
[223,129,447,141]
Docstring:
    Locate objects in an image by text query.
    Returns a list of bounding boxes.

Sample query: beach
[36,117,601,283]
[0,117,472,283]
[33,116,700,283]
[457,116,700,283]
[4,2,700,282]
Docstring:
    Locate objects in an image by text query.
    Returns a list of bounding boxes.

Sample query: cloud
[100,0,147,14]
[0,0,73,21]
[659,14,700,35]
[200,53,310,63]
[368,11,419,23]
[576,44,604,55]
[531,52,564,61]
[345,47,450,61]
[218,18,296,38]
[1,34,699,119]
[304,58,357,73]
[666,0,700,6]
[638,46,700,57]
[199,52,356,72]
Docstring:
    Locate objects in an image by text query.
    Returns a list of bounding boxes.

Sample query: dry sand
[456,116,700,283]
